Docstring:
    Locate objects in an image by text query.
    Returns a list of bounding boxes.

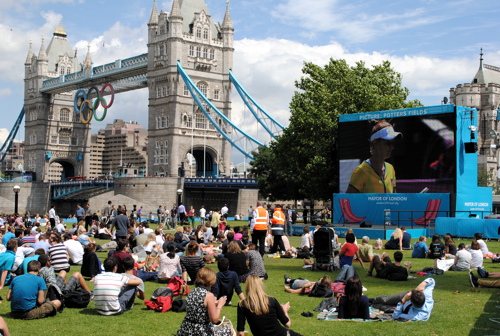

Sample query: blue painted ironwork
[0,108,25,164]
[51,180,114,199]
[184,177,258,189]
[177,62,263,160]
[40,54,148,95]
[229,70,284,139]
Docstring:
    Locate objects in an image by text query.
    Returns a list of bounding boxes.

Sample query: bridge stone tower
[147,0,233,178]
[23,24,91,182]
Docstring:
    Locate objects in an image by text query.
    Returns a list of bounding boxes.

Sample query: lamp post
[13,185,20,215]
[177,189,183,206]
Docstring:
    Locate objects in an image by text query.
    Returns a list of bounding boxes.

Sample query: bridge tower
[147,0,234,178]
[23,23,91,182]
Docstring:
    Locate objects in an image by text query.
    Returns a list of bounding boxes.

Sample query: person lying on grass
[370,278,435,321]
[284,274,333,297]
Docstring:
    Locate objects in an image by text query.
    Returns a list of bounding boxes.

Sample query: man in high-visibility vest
[250,201,269,256]
[270,204,286,254]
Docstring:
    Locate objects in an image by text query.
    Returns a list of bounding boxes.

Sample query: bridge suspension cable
[0,108,25,164]
[229,70,285,139]
[177,62,263,160]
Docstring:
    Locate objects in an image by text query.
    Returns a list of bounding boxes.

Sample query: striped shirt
[94,272,129,315]
[48,243,70,271]
[180,256,203,283]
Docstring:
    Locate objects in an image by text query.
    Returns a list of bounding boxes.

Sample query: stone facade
[450,50,500,183]
[23,24,91,182]
[146,0,233,178]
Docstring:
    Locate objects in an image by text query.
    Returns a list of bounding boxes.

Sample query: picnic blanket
[317,307,391,321]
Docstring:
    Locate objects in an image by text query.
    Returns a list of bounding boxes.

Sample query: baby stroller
[311,227,336,271]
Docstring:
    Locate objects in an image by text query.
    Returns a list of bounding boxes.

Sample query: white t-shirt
[477,239,489,255]
[301,233,311,249]
[470,249,483,269]
[455,249,472,270]
[199,208,206,218]
[64,239,84,265]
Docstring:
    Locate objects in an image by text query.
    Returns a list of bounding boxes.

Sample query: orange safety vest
[271,208,285,225]
[253,207,269,231]
[271,208,285,235]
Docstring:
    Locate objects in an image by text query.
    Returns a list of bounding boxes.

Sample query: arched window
[196,28,201,38]
[203,29,208,40]
[60,109,70,122]
[196,112,206,129]
[197,82,208,96]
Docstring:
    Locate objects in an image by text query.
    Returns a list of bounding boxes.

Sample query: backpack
[291,211,297,222]
[145,287,173,312]
[63,289,91,308]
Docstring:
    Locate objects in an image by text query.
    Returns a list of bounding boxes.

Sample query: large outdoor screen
[338,110,456,194]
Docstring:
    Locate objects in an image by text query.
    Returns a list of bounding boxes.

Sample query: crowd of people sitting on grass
[0,200,499,335]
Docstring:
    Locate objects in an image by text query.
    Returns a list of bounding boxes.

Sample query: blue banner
[333,193,450,226]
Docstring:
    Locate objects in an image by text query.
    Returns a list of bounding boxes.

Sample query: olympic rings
[93,97,107,122]
[79,100,93,124]
[73,83,114,122]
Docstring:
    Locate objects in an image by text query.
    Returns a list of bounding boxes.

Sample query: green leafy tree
[250,59,421,201]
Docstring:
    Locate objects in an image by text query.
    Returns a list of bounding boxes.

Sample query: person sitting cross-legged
[411,236,428,258]
[211,257,245,306]
[7,260,62,320]
[93,257,142,315]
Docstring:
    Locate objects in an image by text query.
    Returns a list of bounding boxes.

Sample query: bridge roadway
[50,177,257,199]
[40,53,149,95]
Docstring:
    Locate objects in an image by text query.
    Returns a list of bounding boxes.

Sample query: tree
[250,59,421,201]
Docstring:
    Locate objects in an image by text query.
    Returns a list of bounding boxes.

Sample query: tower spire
[479,48,483,69]
[38,37,48,61]
[222,1,233,29]
[170,0,181,18]
[25,41,34,65]
[149,0,158,26]
[84,45,92,68]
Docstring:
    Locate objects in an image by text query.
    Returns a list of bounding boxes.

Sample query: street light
[177,189,183,206]
[13,185,20,215]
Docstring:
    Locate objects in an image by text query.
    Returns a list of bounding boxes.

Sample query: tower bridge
[0,0,276,216]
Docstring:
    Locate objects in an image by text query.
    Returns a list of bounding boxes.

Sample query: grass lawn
[1,222,500,335]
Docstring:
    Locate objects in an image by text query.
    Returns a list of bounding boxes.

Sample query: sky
[1,0,500,165]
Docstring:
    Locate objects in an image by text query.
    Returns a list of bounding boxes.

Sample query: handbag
[212,316,236,336]
[144,254,160,271]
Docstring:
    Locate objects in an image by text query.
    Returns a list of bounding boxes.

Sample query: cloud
[271,0,450,43]
[0,129,10,147]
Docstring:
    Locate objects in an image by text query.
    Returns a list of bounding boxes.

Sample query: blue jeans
[137,270,158,282]
[286,221,293,236]
[118,286,137,313]
[335,264,357,283]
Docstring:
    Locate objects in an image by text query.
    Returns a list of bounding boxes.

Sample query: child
[210,257,245,306]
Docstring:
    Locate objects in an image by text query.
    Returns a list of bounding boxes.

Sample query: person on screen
[346,119,402,193]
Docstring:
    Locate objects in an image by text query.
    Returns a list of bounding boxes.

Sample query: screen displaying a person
[346,119,402,193]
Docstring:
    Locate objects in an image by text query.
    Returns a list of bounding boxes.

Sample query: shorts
[10,302,57,320]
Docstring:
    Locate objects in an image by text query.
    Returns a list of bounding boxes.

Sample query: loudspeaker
[360,221,372,228]
[464,142,478,153]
